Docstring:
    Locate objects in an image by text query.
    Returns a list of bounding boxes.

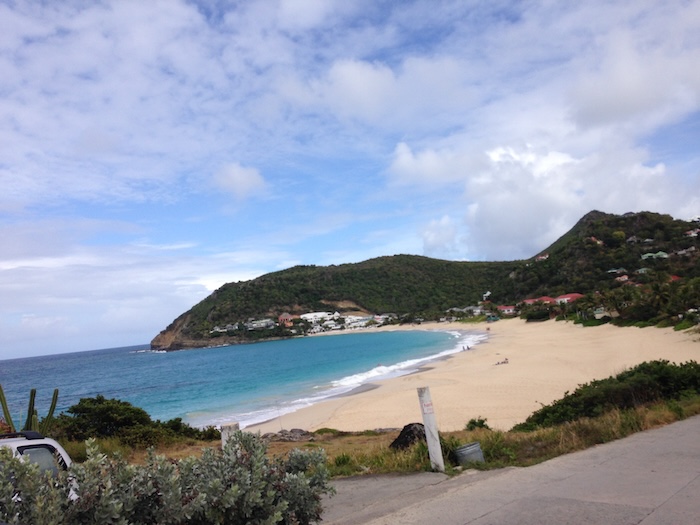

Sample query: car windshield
[17,445,61,476]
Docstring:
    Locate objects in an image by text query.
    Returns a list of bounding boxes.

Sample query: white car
[0,431,72,476]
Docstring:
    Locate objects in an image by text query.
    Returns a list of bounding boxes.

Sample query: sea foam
[215,330,488,429]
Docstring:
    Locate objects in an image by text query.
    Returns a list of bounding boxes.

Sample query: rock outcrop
[389,423,426,450]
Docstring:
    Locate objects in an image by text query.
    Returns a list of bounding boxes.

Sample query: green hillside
[151,210,700,350]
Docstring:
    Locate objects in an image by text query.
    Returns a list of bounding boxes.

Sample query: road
[321,415,700,524]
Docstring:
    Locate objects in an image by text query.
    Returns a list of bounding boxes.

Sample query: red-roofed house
[278,313,295,328]
[497,305,516,315]
[522,296,557,305]
[555,293,584,304]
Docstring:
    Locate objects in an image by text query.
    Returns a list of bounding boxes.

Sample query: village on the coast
[210,223,700,338]
[208,291,587,337]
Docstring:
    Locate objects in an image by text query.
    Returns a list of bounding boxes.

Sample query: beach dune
[247,319,699,434]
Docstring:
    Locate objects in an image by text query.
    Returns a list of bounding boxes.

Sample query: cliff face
[150,311,252,351]
[150,313,203,351]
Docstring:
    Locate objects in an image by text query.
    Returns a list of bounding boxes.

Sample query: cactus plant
[0,384,17,432]
[39,388,60,435]
[0,386,60,434]
[22,388,37,431]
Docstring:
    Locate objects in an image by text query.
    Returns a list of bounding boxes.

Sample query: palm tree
[574,293,599,321]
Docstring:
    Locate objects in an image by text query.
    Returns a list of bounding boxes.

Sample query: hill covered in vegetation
[151,210,700,350]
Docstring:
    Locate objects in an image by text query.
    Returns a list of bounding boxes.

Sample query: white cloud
[213,163,268,200]
[2,0,700,357]
[321,59,396,122]
[570,29,700,132]
[422,215,460,259]
[387,142,487,186]
[311,55,477,134]
[276,0,335,31]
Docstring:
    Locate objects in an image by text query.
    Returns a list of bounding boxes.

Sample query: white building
[300,311,337,324]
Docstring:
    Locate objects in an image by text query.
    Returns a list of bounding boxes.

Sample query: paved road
[321,415,700,524]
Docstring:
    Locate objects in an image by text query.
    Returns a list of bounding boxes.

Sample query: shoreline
[246,319,699,434]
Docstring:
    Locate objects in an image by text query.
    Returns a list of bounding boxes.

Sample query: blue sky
[2,0,699,359]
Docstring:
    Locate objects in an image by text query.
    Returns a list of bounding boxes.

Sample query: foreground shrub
[0,432,332,525]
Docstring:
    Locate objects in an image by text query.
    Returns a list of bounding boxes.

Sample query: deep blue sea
[0,329,487,430]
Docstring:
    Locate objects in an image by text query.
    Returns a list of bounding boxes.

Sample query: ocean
[0,328,487,430]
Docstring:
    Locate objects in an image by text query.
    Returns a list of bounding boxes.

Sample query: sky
[2,0,700,359]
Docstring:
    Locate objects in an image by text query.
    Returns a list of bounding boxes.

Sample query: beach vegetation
[479,430,517,465]
[674,317,697,331]
[9,370,700,523]
[511,360,700,431]
[51,395,221,454]
[260,360,700,476]
[523,309,550,322]
[459,314,488,324]
[0,431,332,525]
[314,427,342,435]
[465,416,490,431]
[310,397,700,476]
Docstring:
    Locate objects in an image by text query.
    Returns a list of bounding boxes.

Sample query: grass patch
[266,394,700,476]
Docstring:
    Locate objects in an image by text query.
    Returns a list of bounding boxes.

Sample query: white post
[221,422,240,448]
[417,387,444,472]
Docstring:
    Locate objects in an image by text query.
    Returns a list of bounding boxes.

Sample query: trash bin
[455,442,484,465]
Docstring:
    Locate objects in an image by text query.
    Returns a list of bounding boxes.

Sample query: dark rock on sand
[389,423,425,450]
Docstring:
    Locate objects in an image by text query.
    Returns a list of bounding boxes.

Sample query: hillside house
[278,313,295,328]
[641,251,669,260]
[300,311,337,324]
[676,246,697,256]
[497,305,516,315]
[555,293,584,304]
[447,305,483,316]
[345,315,374,329]
[522,296,557,305]
[607,268,627,274]
[246,318,276,330]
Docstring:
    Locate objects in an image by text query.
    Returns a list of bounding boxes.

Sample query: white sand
[246,319,700,433]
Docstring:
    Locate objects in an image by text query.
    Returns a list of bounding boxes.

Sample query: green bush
[0,432,332,525]
[438,434,463,466]
[512,360,700,431]
[674,318,696,331]
[119,424,175,448]
[54,396,221,447]
[59,395,153,440]
[524,309,550,322]
[480,431,516,465]
[465,417,490,431]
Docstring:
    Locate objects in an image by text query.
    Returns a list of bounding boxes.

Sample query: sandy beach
[246,319,700,433]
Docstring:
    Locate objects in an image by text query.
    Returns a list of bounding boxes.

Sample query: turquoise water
[0,329,487,429]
